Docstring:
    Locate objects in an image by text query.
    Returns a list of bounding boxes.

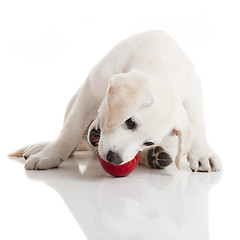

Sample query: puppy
[9,31,221,172]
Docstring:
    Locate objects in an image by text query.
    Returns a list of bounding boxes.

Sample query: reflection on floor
[19,151,221,240]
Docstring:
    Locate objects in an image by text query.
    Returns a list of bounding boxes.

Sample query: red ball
[99,153,140,177]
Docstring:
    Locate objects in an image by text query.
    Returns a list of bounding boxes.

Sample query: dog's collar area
[89,129,101,147]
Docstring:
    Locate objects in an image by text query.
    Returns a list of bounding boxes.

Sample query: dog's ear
[106,69,152,129]
[171,105,193,169]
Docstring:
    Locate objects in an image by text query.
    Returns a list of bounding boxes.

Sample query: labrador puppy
[10,31,221,172]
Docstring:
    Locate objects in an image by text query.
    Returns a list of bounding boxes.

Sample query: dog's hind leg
[9,89,88,161]
[24,81,100,170]
[9,142,50,159]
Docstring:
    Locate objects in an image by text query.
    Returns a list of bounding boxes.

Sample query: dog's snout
[106,151,123,165]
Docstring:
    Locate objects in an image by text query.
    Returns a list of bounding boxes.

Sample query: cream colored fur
[10,31,221,172]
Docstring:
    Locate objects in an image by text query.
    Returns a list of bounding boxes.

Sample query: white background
[0,0,240,239]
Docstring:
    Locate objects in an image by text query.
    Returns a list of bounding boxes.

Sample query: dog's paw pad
[147,146,173,169]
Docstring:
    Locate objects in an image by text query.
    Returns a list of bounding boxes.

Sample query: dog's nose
[106,151,123,165]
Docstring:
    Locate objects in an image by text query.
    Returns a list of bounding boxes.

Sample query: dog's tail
[8,146,27,158]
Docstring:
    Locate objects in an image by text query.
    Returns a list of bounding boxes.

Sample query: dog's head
[88,69,192,168]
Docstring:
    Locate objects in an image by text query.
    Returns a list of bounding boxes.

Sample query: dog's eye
[125,118,136,130]
[144,142,154,146]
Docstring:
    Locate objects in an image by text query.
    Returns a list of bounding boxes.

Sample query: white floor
[1,150,239,240]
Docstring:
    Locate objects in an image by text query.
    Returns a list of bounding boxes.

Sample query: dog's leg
[22,139,90,160]
[183,88,221,172]
[11,91,90,162]
[22,142,50,160]
[64,90,79,122]
[25,82,99,170]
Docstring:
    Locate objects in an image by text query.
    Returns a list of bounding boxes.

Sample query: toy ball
[99,153,140,177]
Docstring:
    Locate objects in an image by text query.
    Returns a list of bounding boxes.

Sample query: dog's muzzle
[106,151,123,165]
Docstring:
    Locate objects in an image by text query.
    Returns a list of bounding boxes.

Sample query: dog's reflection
[24,151,221,240]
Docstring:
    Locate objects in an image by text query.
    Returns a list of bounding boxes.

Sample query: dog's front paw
[147,146,173,169]
[188,147,221,172]
[24,144,63,170]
